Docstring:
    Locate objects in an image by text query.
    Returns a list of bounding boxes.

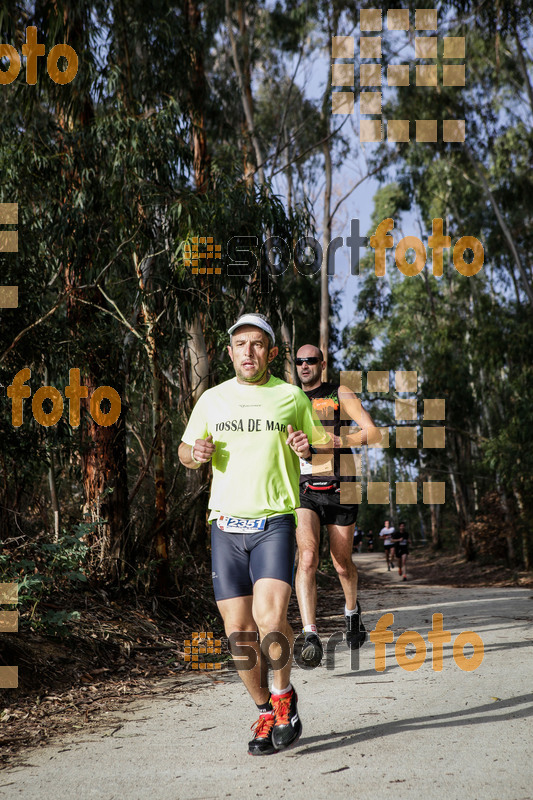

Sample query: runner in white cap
[179,313,328,755]
[227,312,276,346]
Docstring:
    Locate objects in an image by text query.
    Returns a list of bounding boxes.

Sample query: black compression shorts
[297,487,358,527]
[210,514,296,601]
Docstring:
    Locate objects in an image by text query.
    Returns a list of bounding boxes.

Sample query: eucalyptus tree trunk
[466,149,533,306]
[416,501,427,543]
[226,0,265,185]
[429,501,441,549]
[44,366,60,541]
[317,5,341,381]
[187,315,210,402]
[319,136,332,380]
[515,30,533,117]
[418,452,442,550]
[179,0,214,555]
[386,451,395,523]
[58,4,128,581]
[185,0,211,403]
[186,0,210,194]
[237,0,256,188]
[513,485,531,571]
[281,320,297,384]
[134,252,170,591]
[226,0,296,385]
[81,382,128,578]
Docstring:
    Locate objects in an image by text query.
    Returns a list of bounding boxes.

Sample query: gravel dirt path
[2,553,532,800]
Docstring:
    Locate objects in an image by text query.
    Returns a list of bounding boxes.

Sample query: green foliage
[338,2,533,560]
[1,0,531,584]
[0,520,97,635]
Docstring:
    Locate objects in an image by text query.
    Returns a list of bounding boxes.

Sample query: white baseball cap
[228,313,275,346]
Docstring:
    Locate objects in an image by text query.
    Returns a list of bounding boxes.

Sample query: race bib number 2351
[217,515,266,533]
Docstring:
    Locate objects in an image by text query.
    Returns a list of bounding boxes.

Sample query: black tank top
[299,382,357,485]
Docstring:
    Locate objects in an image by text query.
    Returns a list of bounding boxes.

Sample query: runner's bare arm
[178,434,216,469]
[337,385,382,447]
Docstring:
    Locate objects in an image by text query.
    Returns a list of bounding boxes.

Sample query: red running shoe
[271,688,302,750]
[248,711,276,756]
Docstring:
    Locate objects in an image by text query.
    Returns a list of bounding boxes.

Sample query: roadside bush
[0,520,96,635]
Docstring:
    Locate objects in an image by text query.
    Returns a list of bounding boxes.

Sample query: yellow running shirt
[181,375,327,522]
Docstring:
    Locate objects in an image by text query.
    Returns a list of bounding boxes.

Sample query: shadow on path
[288,693,533,757]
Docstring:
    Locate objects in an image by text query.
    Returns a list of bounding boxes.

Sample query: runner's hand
[192,434,216,463]
[286,424,310,458]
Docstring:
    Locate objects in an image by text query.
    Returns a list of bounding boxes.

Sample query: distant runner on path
[179,314,328,757]
[353,526,363,553]
[392,521,410,580]
[294,344,381,668]
[379,519,396,571]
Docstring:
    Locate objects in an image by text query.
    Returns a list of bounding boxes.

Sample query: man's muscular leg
[252,578,293,691]
[253,577,302,751]
[329,522,367,649]
[217,595,269,703]
[295,508,321,627]
[328,522,358,609]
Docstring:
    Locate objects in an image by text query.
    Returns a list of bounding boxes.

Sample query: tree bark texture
[58,3,129,581]
[186,0,210,193]
[319,137,332,379]
[81,374,128,579]
[134,251,170,591]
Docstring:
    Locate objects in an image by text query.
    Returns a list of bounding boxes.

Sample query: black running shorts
[297,487,358,527]
[210,514,296,601]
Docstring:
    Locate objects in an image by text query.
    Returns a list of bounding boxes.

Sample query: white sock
[303,624,318,634]
[345,604,358,616]
[271,682,292,696]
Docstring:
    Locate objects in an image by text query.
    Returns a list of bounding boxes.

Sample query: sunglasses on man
[295,357,320,365]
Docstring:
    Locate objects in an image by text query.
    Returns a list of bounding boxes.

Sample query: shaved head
[295,344,325,390]
[296,344,323,360]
